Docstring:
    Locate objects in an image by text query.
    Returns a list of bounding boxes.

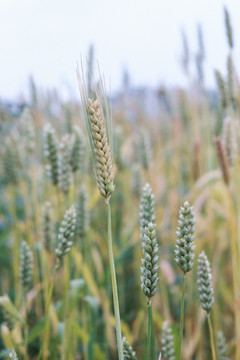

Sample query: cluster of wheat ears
[0,5,240,360]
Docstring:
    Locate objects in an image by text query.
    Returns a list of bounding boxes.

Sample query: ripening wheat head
[77,65,115,204]
[87,98,115,202]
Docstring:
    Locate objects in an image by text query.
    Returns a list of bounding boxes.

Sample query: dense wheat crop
[0,6,239,360]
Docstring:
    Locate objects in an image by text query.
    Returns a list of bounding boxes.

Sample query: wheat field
[0,5,239,360]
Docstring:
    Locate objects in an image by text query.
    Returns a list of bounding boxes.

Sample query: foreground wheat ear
[77,65,123,360]
[87,98,115,203]
[175,201,196,360]
[77,64,115,204]
[197,251,214,313]
[141,222,159,302]
[197,251,216,360]
[174,201,196,274]
[139,183,159,306]
[139,182,158,360]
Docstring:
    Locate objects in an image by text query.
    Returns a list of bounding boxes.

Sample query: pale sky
[0,0,239,101]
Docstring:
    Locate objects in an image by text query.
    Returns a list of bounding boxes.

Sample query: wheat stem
[207,314,217,360]
[147,303,155,360]
[107,202,123,360]
[227,189,240,360]
[147,303,152,360]
[177,274,186,360]
[62,255,70,360]
[23,292,28,360]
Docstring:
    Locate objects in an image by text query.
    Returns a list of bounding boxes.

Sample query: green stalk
[23,291,28,360]
[62,255,70,360]
[35,243,45,314]
[207,314,217,360]
[151,305,155,359]
[147,303,155,360]
[107,202,123,360]
[227,189,240,359]
[83,233,90,360]
[38,261,59,360]
[147,304,152,360]
[177,274,186,360]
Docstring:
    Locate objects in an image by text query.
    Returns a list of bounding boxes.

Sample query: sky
[0,0,239,101]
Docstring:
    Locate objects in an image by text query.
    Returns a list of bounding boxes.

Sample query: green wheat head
[58,135,72,194]
[55,206,77,261]
[139,183,156,240]
[122,337,138,360]
[174,201,196,274]
[197,251,214,313]
[76,185,89,240]
[141,221,159,302]
[71,125,85,173]
[217,331,229,360]
[20,241,33,291]
[43,123,59,186]
[161,322,176,360]
[42,201,54,252]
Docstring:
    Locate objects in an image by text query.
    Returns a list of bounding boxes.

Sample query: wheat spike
[20,241,33,290]
[55,206,76,261]
[141,222,159,302]
[161,322,176,360]
[224,6,233,49]
[174,201,196,274]
[197,251,214,313]
[87,98,115,203]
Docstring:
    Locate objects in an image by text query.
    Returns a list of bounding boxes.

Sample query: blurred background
[0,0,239,103]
